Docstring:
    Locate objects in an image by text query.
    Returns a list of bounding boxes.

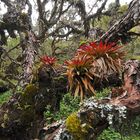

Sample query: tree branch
[98,0,140,43]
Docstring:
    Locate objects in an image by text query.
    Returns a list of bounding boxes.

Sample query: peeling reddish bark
[110,60,140,112]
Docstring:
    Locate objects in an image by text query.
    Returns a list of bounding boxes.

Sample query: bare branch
[86,0,108,22]
[0,0,13,7]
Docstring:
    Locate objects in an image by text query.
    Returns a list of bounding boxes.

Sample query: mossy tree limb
[98,0,140,44]
[0,66,67,140]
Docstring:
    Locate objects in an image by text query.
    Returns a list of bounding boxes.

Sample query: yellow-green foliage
[22,84,38,105]
[130,55,140,60]
[31,63,44,83]
[118,4,128,14]
[0,80,6,87]
[19,84,38,122]
[24,84,38,95]
[66,112,90,140]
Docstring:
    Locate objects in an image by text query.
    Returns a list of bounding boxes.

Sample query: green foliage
[20,84,39,108]
[123,136,140,140]
[118,5,128,14]
[0,91,11,105]
[125,37,140,60]
[94,15,111,30]
[3,38,20,59]
[40,38,78,64]
[93,4,128,32]
[0,79,7,88]
[24,84,38,95]
[95,88,111,99]
[98,116,140,140]
[1,38,21,89]
[129,55,140,60]
[44,93,80,123]
[120,116,140,137]
[98,127,121,140]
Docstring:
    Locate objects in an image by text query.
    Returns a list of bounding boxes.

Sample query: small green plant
[98,127,121,140]
[44,93,80,123]
[119,116,140,138]
[98,116,140,140]
[95,88,111,99]
[0,91,12,106]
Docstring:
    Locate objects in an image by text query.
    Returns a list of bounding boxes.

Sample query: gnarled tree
[0,0,140,139]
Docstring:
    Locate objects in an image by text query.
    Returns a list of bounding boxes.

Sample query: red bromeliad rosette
[40,55,57,66]
[77,41,125,75]
[77,41,124,59]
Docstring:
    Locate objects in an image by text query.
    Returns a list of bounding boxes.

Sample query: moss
[0,80,8,93]
[20,105,35,124]
[3,113,9,123]
[14,84,39,124]
[19,84,39,107]
[66,112,90,140]
[130,55,140,60]
[0,91,12,105]
[0,80,7,87]
[31,64,42,82]
[24,84,38,95]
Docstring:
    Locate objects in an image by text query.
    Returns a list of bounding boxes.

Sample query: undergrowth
[0,91,12,106]
[44,88,140,140]
[44,93,80,124]
[98,116,140,140]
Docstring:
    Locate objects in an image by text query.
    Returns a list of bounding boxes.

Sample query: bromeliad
[65,55,95,100]
[77,41,125,78]
[40,55,57,66]
[65,41,125,100]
